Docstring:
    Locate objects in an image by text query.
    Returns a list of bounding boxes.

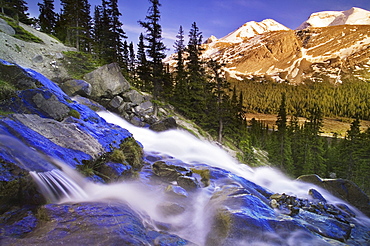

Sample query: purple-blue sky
[27,0,370,54]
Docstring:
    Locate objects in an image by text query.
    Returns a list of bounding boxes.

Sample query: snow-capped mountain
[297,7,370,30]
[219,19,289,43]
[165,7,370,84]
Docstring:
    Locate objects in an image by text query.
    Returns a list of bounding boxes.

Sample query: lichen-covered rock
[83,63,130,99]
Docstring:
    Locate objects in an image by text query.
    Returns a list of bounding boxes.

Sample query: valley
[245,113,370,137]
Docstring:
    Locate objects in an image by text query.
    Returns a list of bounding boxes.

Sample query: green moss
[191,168,210,186]
[61,51,100,79]
[68,109,80,119]
[0,78,17,101]
[76,137,143,181]
[0,16,43,43]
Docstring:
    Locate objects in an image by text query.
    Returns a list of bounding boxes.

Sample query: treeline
[249,94,370,194]
[234,79,370,120]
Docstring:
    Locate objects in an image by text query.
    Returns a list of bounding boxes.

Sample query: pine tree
[107,0,127,64]
[269,93,293,174]
[208,59,231,143]
[57,0,91,51]
[185,22,207,121]
[139,0,167,114]
[172,25,187,105]
[128,42,136,79]
[136,33,151,91]
[38,0,56,34]
[1,0,30,24]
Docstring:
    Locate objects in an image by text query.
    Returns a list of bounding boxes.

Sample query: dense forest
[1,0,369,194]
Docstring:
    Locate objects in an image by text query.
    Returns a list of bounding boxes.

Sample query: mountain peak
[297,7,370,30]
[220,19,290,43]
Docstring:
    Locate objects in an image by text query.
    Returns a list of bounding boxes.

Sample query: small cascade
[30,169,88,202]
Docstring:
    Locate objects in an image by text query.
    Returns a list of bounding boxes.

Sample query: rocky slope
[167,7,370,85]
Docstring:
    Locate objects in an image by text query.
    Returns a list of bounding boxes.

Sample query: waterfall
[97,111,335,201]
[30,169,88,203]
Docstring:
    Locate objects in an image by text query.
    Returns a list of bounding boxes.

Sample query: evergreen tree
[107,0,126,64]
[128,42,136,79]
[38,0,56,34]
[92,0,126,64]
[208,59,231,143]
[57,0,91,51]
[139,0,167,114]
[1,0,30,24]
[136,33,151,91]
[172,25,187,105]
[270,93,294,174]
[185,22,207,121]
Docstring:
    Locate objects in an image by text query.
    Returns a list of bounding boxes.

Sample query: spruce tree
[136,33,151,91]
[38,0,56,34]
[57,0,91,51]
[185,22,206,121]
[139,0,167,115]
[1,0,30,24]
[172,25,187,106]
[208,59,231,143]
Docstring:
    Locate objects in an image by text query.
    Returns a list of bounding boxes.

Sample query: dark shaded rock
[165,185,188,198]
[0,202,192,245]
[150,117,177,132]
[98,162,132,181]
[309,188,327,203]
[0,60,40,89]
[157,202,186,217]
[108,95,123,109]
[297,210,352,242]
[152,161,191,181]
[297,174,370,217]
[122,89,145,104]
[0,207,38,238]
[83,63,130,99]
[177,176,199,191]
[60,79,92,97]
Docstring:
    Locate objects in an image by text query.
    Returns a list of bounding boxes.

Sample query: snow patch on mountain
[219,19,290,43]
[297,7,370,30]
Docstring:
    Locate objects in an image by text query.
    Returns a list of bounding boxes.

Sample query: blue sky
[27,0,370,54]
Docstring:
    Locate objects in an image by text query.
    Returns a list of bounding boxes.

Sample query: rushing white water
[97,111,335,201]
[27,111,369,244]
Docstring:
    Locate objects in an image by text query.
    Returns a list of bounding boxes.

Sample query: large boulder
[0,18,15,36]
[0,202,192,245]
[83,63,130,99]
[297,174,370,217]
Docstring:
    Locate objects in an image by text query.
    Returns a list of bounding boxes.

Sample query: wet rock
[149,117,178,132]
[152,161,191,181]
[0,203,192,245]
[298,174,370,217]
[177,176,199,191]
[165,185,188,198]
[157,202,186,217]
[83,63,130,99]
[309,188,327,203]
